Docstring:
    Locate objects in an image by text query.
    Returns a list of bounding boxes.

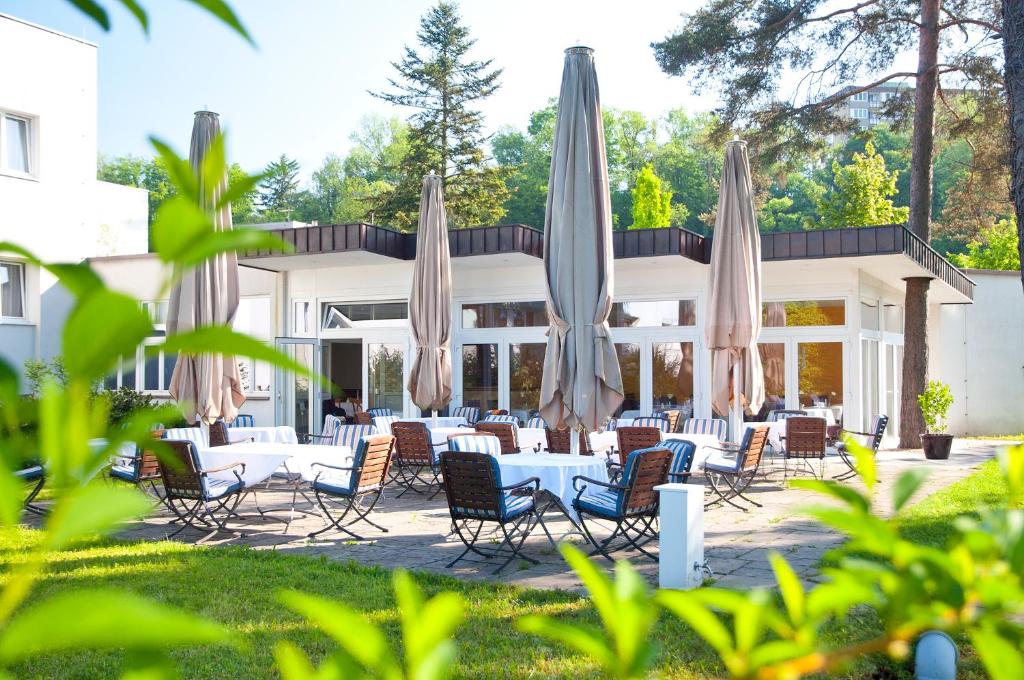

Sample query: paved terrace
[114,441,1008,591]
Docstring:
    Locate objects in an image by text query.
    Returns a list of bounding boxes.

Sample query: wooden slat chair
[307,434,396,540]
[452,406,481,425]
[367,407,393,418]
[571,446,672,561]
[834,415,888,482]
[614,426,663,465]
[481,414,520,426]
[390,421,443,497]
[16,465,46,516]
[109,444,165,503]
[662,439,698,484]
[302,414,343,445]
[702,426,770,511]
[208,420,231,448]
[159,439,246,543]
[440,451,542,573]
[474,422,525,454]
[781,416,827,480]
[545,427,593,455]
[526,416,545,429]
[660,409,683,433]
[230,414,255,428]
[447,433,502,456]
[681,418,728,440]
[634,416,673,434]
[353,411,373,425]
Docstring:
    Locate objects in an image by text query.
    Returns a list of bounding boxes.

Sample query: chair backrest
[162,427,206,448]
[739,426,770,471]
[231,414,255,428]
[474,422,520,454]
[633,416,672,433]
[620,447,672,514]
[319,414,343,445]
[159,439,204,500]
[526,416,545,429]
[440,452,503,520]
[367,407,393,417]
[867,414,889,452]
[660,410,682,433]
[391,421,434,465]
[336,424,377,450]
[681,418,727,440]
[545,427,592,455]
[481,414,520,426]
[208,420,231,448]
[350,434,396,492]
[616,426,663,465]
[353,411,373,425]
[660,439,697,482]
[784,417,827,459]
[372,415,400,435]
[452,406,481,425]
[447,433,502,456]
[604,418,619,432]
[768,409,807,422]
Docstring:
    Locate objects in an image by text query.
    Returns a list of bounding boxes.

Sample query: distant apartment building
[0,14,149,378]
[826,83,911,144]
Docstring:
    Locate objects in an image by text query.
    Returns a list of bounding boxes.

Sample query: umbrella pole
[432,409,438,428]
[732,359,742,442]
[570,424,580,456]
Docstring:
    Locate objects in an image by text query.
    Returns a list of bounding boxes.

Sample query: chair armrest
[310,461,356,473]
[302,433,335,443]
[200,461,246,475]
[840,429,874,438]
[498,476,540,492]
[704,443,740,454]
[228,435,255,444]
[572,475,627,493]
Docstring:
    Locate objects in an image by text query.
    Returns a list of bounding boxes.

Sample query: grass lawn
[1,457,1012,679]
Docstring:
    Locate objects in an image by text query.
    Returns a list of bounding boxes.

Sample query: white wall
[931,270,1024,436]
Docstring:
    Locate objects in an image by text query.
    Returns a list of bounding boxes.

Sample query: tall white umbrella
[407,173,453,419]
[167,111,245,425]
[539,46,624,442]
[706,139,765,439]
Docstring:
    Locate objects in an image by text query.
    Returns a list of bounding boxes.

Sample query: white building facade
[0,14,148,378]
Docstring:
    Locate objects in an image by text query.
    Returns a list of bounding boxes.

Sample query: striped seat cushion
[633,416,672,433]
[454,492,534,520]
[230,414,255,428]
[660,440,697,481]
[204,478,243,500]
[367,408,393,417]
[447,434,502,456]
[681,418,727,440]
[109,464,137,482]
[15,465,43,481]
[605,418,619,431]
[336,424,377,450]
[372,415,400,435]
[526,416,545,429]
[163,427,207,448]
[575,490,622,518]
[481,414,519,425]
[452,406,481,424]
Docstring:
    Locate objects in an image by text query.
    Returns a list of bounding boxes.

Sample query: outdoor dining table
[402,416,468,428]
[228,426,298,445]
[662,432,724,468]
[802,408,837,426]
[495,453,608,523]
[427,426,472,450]
[199,441,352,487]
[516,427,547,453]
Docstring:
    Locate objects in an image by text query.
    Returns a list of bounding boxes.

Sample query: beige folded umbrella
[407,173,453,413]
[167,111,245,425]
[539,46,624,435]
[706,140,765,435]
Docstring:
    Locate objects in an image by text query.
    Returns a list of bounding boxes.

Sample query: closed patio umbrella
[167,110,245,425]
[706,139,765,438]
[539,46,623,438]
[407,173,453,415]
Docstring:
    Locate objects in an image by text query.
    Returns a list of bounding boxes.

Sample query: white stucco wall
[930,270,1024,436]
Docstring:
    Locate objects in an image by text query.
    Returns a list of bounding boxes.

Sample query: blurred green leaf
[769,552,805,625]
[116,0,148,32]
[44,484,152,550]
[892,468,931,512]
[789,478,870,513]
[66,0,110,29]
[185,0,254,44]
[394,571,463,680]
[970,624,1024,680]
[843,434,877,490]
[517,615,614,667]
[155,327,321,385]
[0,243,104,299]
[62,290,153,380]
[0,589,230,663]
[150,138,198,200]
[219,170,266,211]
[0,464,23,528]
[273,641,319,680]
[1000,445,1024,507]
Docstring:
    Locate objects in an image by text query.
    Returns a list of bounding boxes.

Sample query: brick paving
[114,440,1010,591]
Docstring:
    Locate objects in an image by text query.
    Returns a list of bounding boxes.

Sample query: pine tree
[258,154,300,220]
[630,164,673,229]
[372,1,507,230]
[818,142,909,228]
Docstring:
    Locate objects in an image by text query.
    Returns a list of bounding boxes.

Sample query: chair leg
[22,476,47,516]
[446,519,488,567]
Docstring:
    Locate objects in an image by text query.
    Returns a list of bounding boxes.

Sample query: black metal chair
[834,415,889,482]
[307,434,396,540]
[108,444,168,506]
[159,439,246,543]
[571,446,672,562]
[440,451,542,573]
[702,426,770,511]
[16,465,46,516]
[390,421,443,497]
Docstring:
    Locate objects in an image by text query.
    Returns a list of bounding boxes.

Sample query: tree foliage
[950,218,1022,270]
[257,154,301,220]
[818,142,909,228]
[630,164,674,229]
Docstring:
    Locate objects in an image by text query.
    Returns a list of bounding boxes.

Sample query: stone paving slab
[112,440,1009,592]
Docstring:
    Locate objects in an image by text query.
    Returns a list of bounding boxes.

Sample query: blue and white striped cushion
[681,418,727,440]
[372,415,400,435]
[526,416,545,429]
[634,416,672,433]
[448,434,502,456]
[367,407,393,418]
[336,424,377,449]
[318,415,343,445]
[482,414,519,425]
[575,490,621,518]
[453,491,534,520]
[230,414,255,428]
[660,440,697,480]
[163,427,206,448]
[605,418,619,431]
[452,406,481,424]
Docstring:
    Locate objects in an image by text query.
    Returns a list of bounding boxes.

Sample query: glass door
[366,341,406,414]
[275,338,321,438]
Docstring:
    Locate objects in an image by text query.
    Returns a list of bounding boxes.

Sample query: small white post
[654,483,705,590]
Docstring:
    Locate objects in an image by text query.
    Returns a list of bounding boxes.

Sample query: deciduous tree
[630,164,674,229]
[818,142,909,228]
[258,154,300,220]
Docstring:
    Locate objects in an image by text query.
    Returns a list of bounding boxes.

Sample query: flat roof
[0,13,98,47]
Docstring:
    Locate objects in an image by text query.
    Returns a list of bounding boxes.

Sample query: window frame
[0,110,38,179]
[0,260,26,320]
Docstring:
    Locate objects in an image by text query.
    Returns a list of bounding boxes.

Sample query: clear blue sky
[0,0,714,176]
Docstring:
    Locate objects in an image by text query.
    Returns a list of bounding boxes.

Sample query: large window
[756,342,786,419]
[367,343,404,413]
[615,343,640,418]
[509,342,545,422]
[1,112,33,175]
[0,261,25,318]
[860,301,879,331]
[798,341,844,412]
[462,343,498,411]
[462,301,547,328]
[884,305,903,333]
[763,300,845,327]
[323,301,407,329]
[651,342,694,417]
[609,300,695,327]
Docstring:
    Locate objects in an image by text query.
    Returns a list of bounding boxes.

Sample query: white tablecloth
[802,408,837,426]
[588,430,618,453]
[742,421,786,452]
[662,432,723,468]
[200,442,352,486]
[228,426,298,445]
[403,416,468,428]
[517,428,547,453]
[496,454,608,521]
[428,426,472,449]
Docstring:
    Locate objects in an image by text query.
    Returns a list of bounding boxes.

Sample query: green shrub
[918,380,954,433]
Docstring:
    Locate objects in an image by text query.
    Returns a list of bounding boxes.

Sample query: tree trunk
[899,0,941,449]
[1003,0,1024,293]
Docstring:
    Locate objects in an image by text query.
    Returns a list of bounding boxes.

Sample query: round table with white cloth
[199,441,352,486]
[662,432,724,468]
[496,453,609,522]
[742,421,787,452]
[801,408,837,426]
[228,426,298,445]
[517,428,547,453]
[588,430,618,453]
[427,426,473,449]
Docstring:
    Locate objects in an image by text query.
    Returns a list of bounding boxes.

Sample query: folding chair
[681,418,728,440]
[767,409,808,422]
[452,406,481,425]
[571,446,672,561]
[440,451,542,573]
[834,415,888,482]
[390,421,443,497]
[372,415,400,435]
[17,465,46,516]
[781,416,827,480]
[159,439,246,543]
[662,439,698,483]
[447,433,502,456]
[609,426,663,480]
[544,427,593,455]
[660,409,683,433]
[353,411,373,425]
[307,434,396,540]
[481,414,520,426]
[367,407,393,418]
[302,414,343,445]
[108,444,166,504]
[702,426,770,511]
[474,422,525,454]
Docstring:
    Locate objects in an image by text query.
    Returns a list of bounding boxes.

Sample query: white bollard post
[654,483,705,590]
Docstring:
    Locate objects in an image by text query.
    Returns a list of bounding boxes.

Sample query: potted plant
[918,380,954,460]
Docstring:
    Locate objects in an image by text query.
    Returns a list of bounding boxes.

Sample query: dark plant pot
[921,433,954,460]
